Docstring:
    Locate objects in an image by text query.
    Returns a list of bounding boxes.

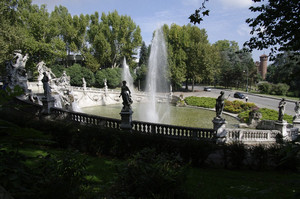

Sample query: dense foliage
[257,82,290,96]
[184,96,256,114]
[245,0,300,58]
[238,108,293,123]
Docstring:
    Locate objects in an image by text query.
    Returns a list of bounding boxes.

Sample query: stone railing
[14,97,296,144]
[132,121,215,140]
[225,128,280,144]
[50,106,215,140]
[51,107,121,129]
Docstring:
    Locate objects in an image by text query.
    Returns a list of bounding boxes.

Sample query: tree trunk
[185,78,188,90]
[192,79,195,92]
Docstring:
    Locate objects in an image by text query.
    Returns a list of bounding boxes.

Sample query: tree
[214,40,255,89]
[267,52,300,95]
[244,0,300,58]
[185,25,219,91]
[139,41,148,67]
[66,64,95,86]
[0,0,31,66]
[165,24,188,90]
[87,11,142,68]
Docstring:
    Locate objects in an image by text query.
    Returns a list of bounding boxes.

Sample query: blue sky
[32,0,268,62]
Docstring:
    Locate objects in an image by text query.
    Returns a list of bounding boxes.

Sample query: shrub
[259,108,293,123]
[258,82,272,94]
[50,64,65,77]
[223,141,247,169]
[107,148,188,198]
[66,64,95,87]
[271,83,290,95]
[249,144,269,170]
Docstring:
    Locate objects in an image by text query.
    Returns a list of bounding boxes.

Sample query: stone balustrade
[132,121,215,140]
[226,128,280,144]
[15,97,298,144]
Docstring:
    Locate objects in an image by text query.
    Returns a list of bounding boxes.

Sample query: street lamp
[243,67,249,92]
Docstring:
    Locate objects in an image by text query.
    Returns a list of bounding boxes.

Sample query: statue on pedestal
[215,91,225,119]
[278,98,286,122]
[294,101,300,120]
[42,72,51,98]
[119,80,133,111]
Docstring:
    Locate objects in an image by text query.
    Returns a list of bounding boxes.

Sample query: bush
[238,107,293,123]
[66,64,95,87]
[223,141,247,169]
[271,83,290,95]
[258,82,272,94]
[107,148,188,198]
[50,64,65,77]
[258,82,290,96]
[0,149,90,199]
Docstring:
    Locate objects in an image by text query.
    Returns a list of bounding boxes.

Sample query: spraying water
[141,27,169,123]
[122,57,134,93]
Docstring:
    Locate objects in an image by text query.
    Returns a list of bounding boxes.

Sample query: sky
[32,0,269,62]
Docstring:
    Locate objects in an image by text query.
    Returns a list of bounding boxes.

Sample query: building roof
[260,54,268,58]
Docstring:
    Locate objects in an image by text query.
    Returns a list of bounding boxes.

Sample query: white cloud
[219,0,253,9]
[237,23,251,36]
[181,0,202,7]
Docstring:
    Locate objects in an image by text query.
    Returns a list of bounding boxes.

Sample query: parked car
[204,87,211,92]
[234,92,245,99]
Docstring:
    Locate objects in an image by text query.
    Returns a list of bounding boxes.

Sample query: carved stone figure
[294,101,300,119]
[278,98,286,121]
[248,109,262,128]
[215,91,225,118]
[57,71,70,88]
[82,77,86,90]
[119,80,132,110]
[5,50,29,92]
[42,72,51,98]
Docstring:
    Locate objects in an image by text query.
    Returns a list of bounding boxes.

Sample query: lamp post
[244,67,249,92]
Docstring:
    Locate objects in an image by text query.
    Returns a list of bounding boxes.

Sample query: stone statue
[119,80,132,110]
[5,50,29,92]
[215,91,225,118]
[42,72,51,97]
[57,71,70,88]
[278,98,286,121]
[294,101,300,119]
[82,77,87,90]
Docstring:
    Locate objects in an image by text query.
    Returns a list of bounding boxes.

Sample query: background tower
[259,54,268,80]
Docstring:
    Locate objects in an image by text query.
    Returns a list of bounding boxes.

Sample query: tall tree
[139,41,148,67]
[88,10,142,69]
[244,0,300,58]
[214,40,255,89]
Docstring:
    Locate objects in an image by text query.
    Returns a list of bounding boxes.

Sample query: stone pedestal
[212,117,227,143]
[120,109,133,130]
[41,96,55,114]
[275,120,288,138]
[293,118,300,129]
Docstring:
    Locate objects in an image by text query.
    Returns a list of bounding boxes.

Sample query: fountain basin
[81,103,239,129]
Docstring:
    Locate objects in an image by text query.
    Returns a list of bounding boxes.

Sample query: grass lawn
[1,119,300,198]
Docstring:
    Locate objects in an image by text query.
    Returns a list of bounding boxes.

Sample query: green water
[81,103,240,129]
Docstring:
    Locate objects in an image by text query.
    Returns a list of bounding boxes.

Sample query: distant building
[56,54,85,66]
[256,54,268,80]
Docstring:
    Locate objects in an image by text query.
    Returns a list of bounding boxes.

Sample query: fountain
[122,57,134,93]
[140,27,169,123]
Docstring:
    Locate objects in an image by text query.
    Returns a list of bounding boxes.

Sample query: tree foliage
[87,10,142,69]
[213,40,256,89]
[244,0,300,58]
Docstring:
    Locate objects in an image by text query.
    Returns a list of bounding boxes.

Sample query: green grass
[185,167,300,199]
[1,119,300,199]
